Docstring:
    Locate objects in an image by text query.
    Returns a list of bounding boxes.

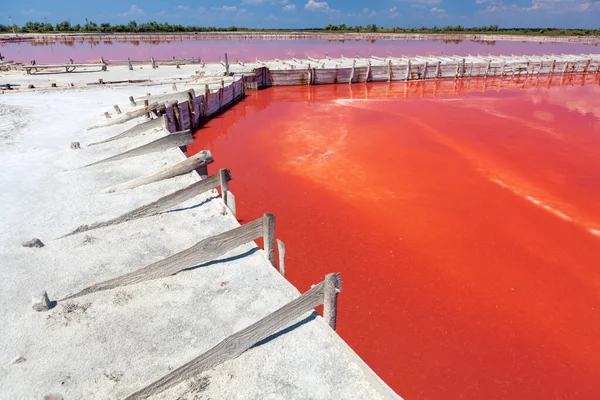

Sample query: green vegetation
[0,21,598,36]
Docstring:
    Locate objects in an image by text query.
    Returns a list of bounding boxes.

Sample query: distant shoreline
[2,32,600,45]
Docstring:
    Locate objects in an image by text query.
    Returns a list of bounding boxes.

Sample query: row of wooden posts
[32,77,343,399]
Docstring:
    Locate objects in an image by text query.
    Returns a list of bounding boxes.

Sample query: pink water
[188,74,600,400]
[1,39,597,64]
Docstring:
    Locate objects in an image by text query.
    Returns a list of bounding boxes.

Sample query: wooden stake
[151,57,157,69]
[224,52,230,76]
[144,99,150,119]
[219,168,230,204]
[226,191,237,218]
[436,61,441,78]
[113,105,122,114]
[127,57,133,70]
[387,59,392,82]
[104,112,111,119]
[262,213,276,267]
[172,83,178,92]
[349,60,355,84]
[129,96,136,106]
[323,272,342,330]
[406,60,411,81]
[277,239,286,277]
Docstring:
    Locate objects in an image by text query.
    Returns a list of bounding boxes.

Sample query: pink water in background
[1,39,598,63]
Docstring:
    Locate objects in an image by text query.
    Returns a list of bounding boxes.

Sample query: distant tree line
[0,20,598,36]
[323,24,600,36]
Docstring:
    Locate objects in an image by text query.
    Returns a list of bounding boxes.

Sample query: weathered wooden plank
[63,170,226,237]
[61,216,267,301]
[104,150,214,192]
[205,91,221,116]
[178,102,191,130]
[84,131,192,168]
[87,103,159,131]
[192,95,203,128]
[165,107,177,133]
[137,89,196,105]
[88,118,163,146]
[124,273,340,400]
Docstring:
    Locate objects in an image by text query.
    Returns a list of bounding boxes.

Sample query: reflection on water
[1,38,598,63]
[188,75,600,400]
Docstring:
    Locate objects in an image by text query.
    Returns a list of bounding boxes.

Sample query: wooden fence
[263,54,600,87]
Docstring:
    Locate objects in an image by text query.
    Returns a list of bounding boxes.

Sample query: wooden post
[226,191,237,218]
[224,52,230,76]
[308,64,313,85]
[144,99,150,119]
[113,105,122,114]
[151,57,157,69]
[172,104,181,131]
[127,57,133,71]
[423,61,428,79]
[323,273,342,330]
[262,213,276,267]
[436,61,441,78]
[485,61,491,77]
[129,96,137,106]
[277,239,286,277]
[387,59,392,82]
[104,112,111,119]
[461,58,466,78]
[219,168,229,204]
[349,60,355,84]
[406,60,411,81]
[366,61,371,83]
[172,83,178,92]
[241,75,246,97]
[219,80,224,111]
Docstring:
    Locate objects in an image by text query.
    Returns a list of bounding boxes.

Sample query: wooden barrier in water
[262,54,600,87]
[125,272,342,400]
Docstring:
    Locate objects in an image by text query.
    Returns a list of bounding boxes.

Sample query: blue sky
[1,0,599,28]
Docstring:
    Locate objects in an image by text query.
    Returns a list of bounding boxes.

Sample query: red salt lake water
[1,38,598,63]
[188,74,600,400]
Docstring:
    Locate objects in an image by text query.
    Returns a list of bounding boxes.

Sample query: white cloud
[266,14,279,19]
[370,10,378,16]
[484,0,600,13]
[117,4,145,17]
[283,4,296,11]
[397,0,442,4]
[430,6,445,12]
[176,5,189,10]
[305,0,329,11]
[243,0,266,4]
[390,6,400,17]
[212,5,237,11]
